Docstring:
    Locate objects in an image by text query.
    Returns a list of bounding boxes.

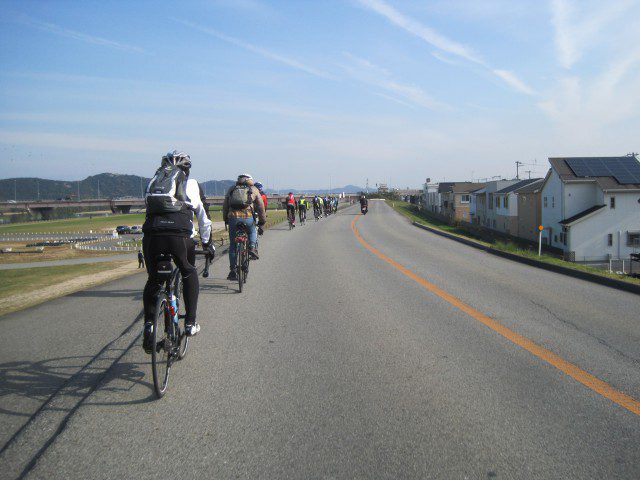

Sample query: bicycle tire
[173,273,189,360]
[237,244,244,293]
[151,295,171,398]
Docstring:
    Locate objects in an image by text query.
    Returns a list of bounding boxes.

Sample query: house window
[460,194,470,203]
[628,232,640,247]
[610,197,616,209]
[544,196,548,208]
[552,196,555,208]
[495,197,500,208]
[607,233,613,246]
[554,235,558,243]
[504,196,509,208]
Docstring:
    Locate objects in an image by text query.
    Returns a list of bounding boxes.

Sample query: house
[440,182,485,223]
[540,156,640,261]
[494,179,542,235]
[515,179,544,242]
[470,179,521,229]
[422,182,441,214]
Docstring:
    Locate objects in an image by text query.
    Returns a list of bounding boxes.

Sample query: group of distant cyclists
[283,193,340,227]
[139,150,360,354]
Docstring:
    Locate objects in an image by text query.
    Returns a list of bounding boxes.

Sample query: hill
[0,173,363,201]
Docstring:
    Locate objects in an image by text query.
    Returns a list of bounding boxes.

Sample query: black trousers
[143,235,198,323]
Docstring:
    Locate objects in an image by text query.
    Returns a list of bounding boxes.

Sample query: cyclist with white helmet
[141,150,213,353]
[223,173,266,281]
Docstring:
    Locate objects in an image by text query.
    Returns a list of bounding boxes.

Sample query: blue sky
[1,0,640,189]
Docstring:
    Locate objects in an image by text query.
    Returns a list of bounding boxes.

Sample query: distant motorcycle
[361,205,368,215]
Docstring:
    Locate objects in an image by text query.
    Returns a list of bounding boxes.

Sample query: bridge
[0,194,361,218]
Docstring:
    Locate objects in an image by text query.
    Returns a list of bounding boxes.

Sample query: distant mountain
[0,173,151,201]
[0,173,363,201]
[265,185,364,195]
[200,179,236,196]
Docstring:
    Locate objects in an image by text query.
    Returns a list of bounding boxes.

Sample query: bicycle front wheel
[151,295,171,398]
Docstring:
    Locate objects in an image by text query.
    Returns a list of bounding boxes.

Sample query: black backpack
[145,165,188,214]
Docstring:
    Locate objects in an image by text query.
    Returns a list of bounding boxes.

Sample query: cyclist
[142,150,214,353]
[223,174,266,281]
[312,195,322,219]
[333,196,339,214]
[298,195,308,224]
[286,192,297,227]
[254,182,268,210]
[323,196,331,216]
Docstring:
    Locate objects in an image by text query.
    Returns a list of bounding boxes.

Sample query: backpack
[228,185,252,209]
[145,165,188,214]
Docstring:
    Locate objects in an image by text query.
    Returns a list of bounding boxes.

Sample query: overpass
[0,194,361,218]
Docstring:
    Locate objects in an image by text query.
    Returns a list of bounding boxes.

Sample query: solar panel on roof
[565,157,640,184]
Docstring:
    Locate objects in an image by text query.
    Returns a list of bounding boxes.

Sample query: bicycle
[150,250,211,398]
[299,207,307,225]
[314,206,321,221]
[234,223,250,293]
[287,207,295,230]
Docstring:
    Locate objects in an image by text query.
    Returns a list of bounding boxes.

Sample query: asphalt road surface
[1,201,639,479]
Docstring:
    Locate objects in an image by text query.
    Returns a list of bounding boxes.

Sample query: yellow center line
[351,214,640,417]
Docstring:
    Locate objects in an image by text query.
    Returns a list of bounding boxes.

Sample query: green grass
[388,200,640,286]
[0,214,147,233]
[0,261,130,298]
[0,209,225,233]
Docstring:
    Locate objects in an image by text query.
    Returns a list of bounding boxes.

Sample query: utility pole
[524,170,533,179]
[515,161,523,180]
[77,180,80,201]
[97,179,100,199]
[14,179,17,201]
[366,178,369,194]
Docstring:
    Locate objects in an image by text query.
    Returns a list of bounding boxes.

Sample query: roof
[495,178,542,194]
[515,178,544,194]
[452,182,485,193]
[559,205,606,226]
[549,156,640,191]
[437,182,455,193]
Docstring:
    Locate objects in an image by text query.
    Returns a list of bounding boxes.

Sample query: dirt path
[0,261,140,315]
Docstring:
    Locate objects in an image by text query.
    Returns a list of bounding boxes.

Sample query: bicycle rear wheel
[237,245,244,292]
[173,273,189,360]
[151,295,171,398]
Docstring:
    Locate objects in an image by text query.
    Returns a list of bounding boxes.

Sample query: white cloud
[355,0,536,96]
[173,19,334,79]
[16,16,143,53]
[342,52,447,110]
[550,0,636,69]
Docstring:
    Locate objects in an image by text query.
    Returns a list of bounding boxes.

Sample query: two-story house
[515,179,544,242]
[470,179,521,229]
[440,182,485,223]
[493,179,542,235]
[540,156,640,261]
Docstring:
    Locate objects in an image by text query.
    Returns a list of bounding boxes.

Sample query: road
[1,200,639,479]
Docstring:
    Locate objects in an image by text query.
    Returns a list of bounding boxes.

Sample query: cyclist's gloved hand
[258,227,264,236]
[203,241,216,258]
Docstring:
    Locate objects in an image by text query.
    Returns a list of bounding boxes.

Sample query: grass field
[389,200,640,286]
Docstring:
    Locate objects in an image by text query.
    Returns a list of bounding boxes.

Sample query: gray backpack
[146,165,188,214]
[228,185,252,210]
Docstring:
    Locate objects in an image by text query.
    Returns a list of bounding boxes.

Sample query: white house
[470,179,521,229]
[422,182,440,213]
[540,156,640,261]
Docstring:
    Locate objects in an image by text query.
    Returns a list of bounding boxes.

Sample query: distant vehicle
[7,200,17,204]
[130,225,142,234]
[116,226,131,234]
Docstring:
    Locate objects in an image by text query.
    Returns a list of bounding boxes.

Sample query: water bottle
[170,294,178,325]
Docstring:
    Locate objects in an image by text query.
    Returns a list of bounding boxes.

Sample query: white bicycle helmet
[162,150,191,169]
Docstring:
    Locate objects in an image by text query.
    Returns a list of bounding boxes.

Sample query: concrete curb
[412,221,640,296]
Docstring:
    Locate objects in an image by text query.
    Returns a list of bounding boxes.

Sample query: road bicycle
[287,208,295,230]
[314,206,321,221]
[299,207,307,225]
[234,223,250,292]
[150,250,211,398]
